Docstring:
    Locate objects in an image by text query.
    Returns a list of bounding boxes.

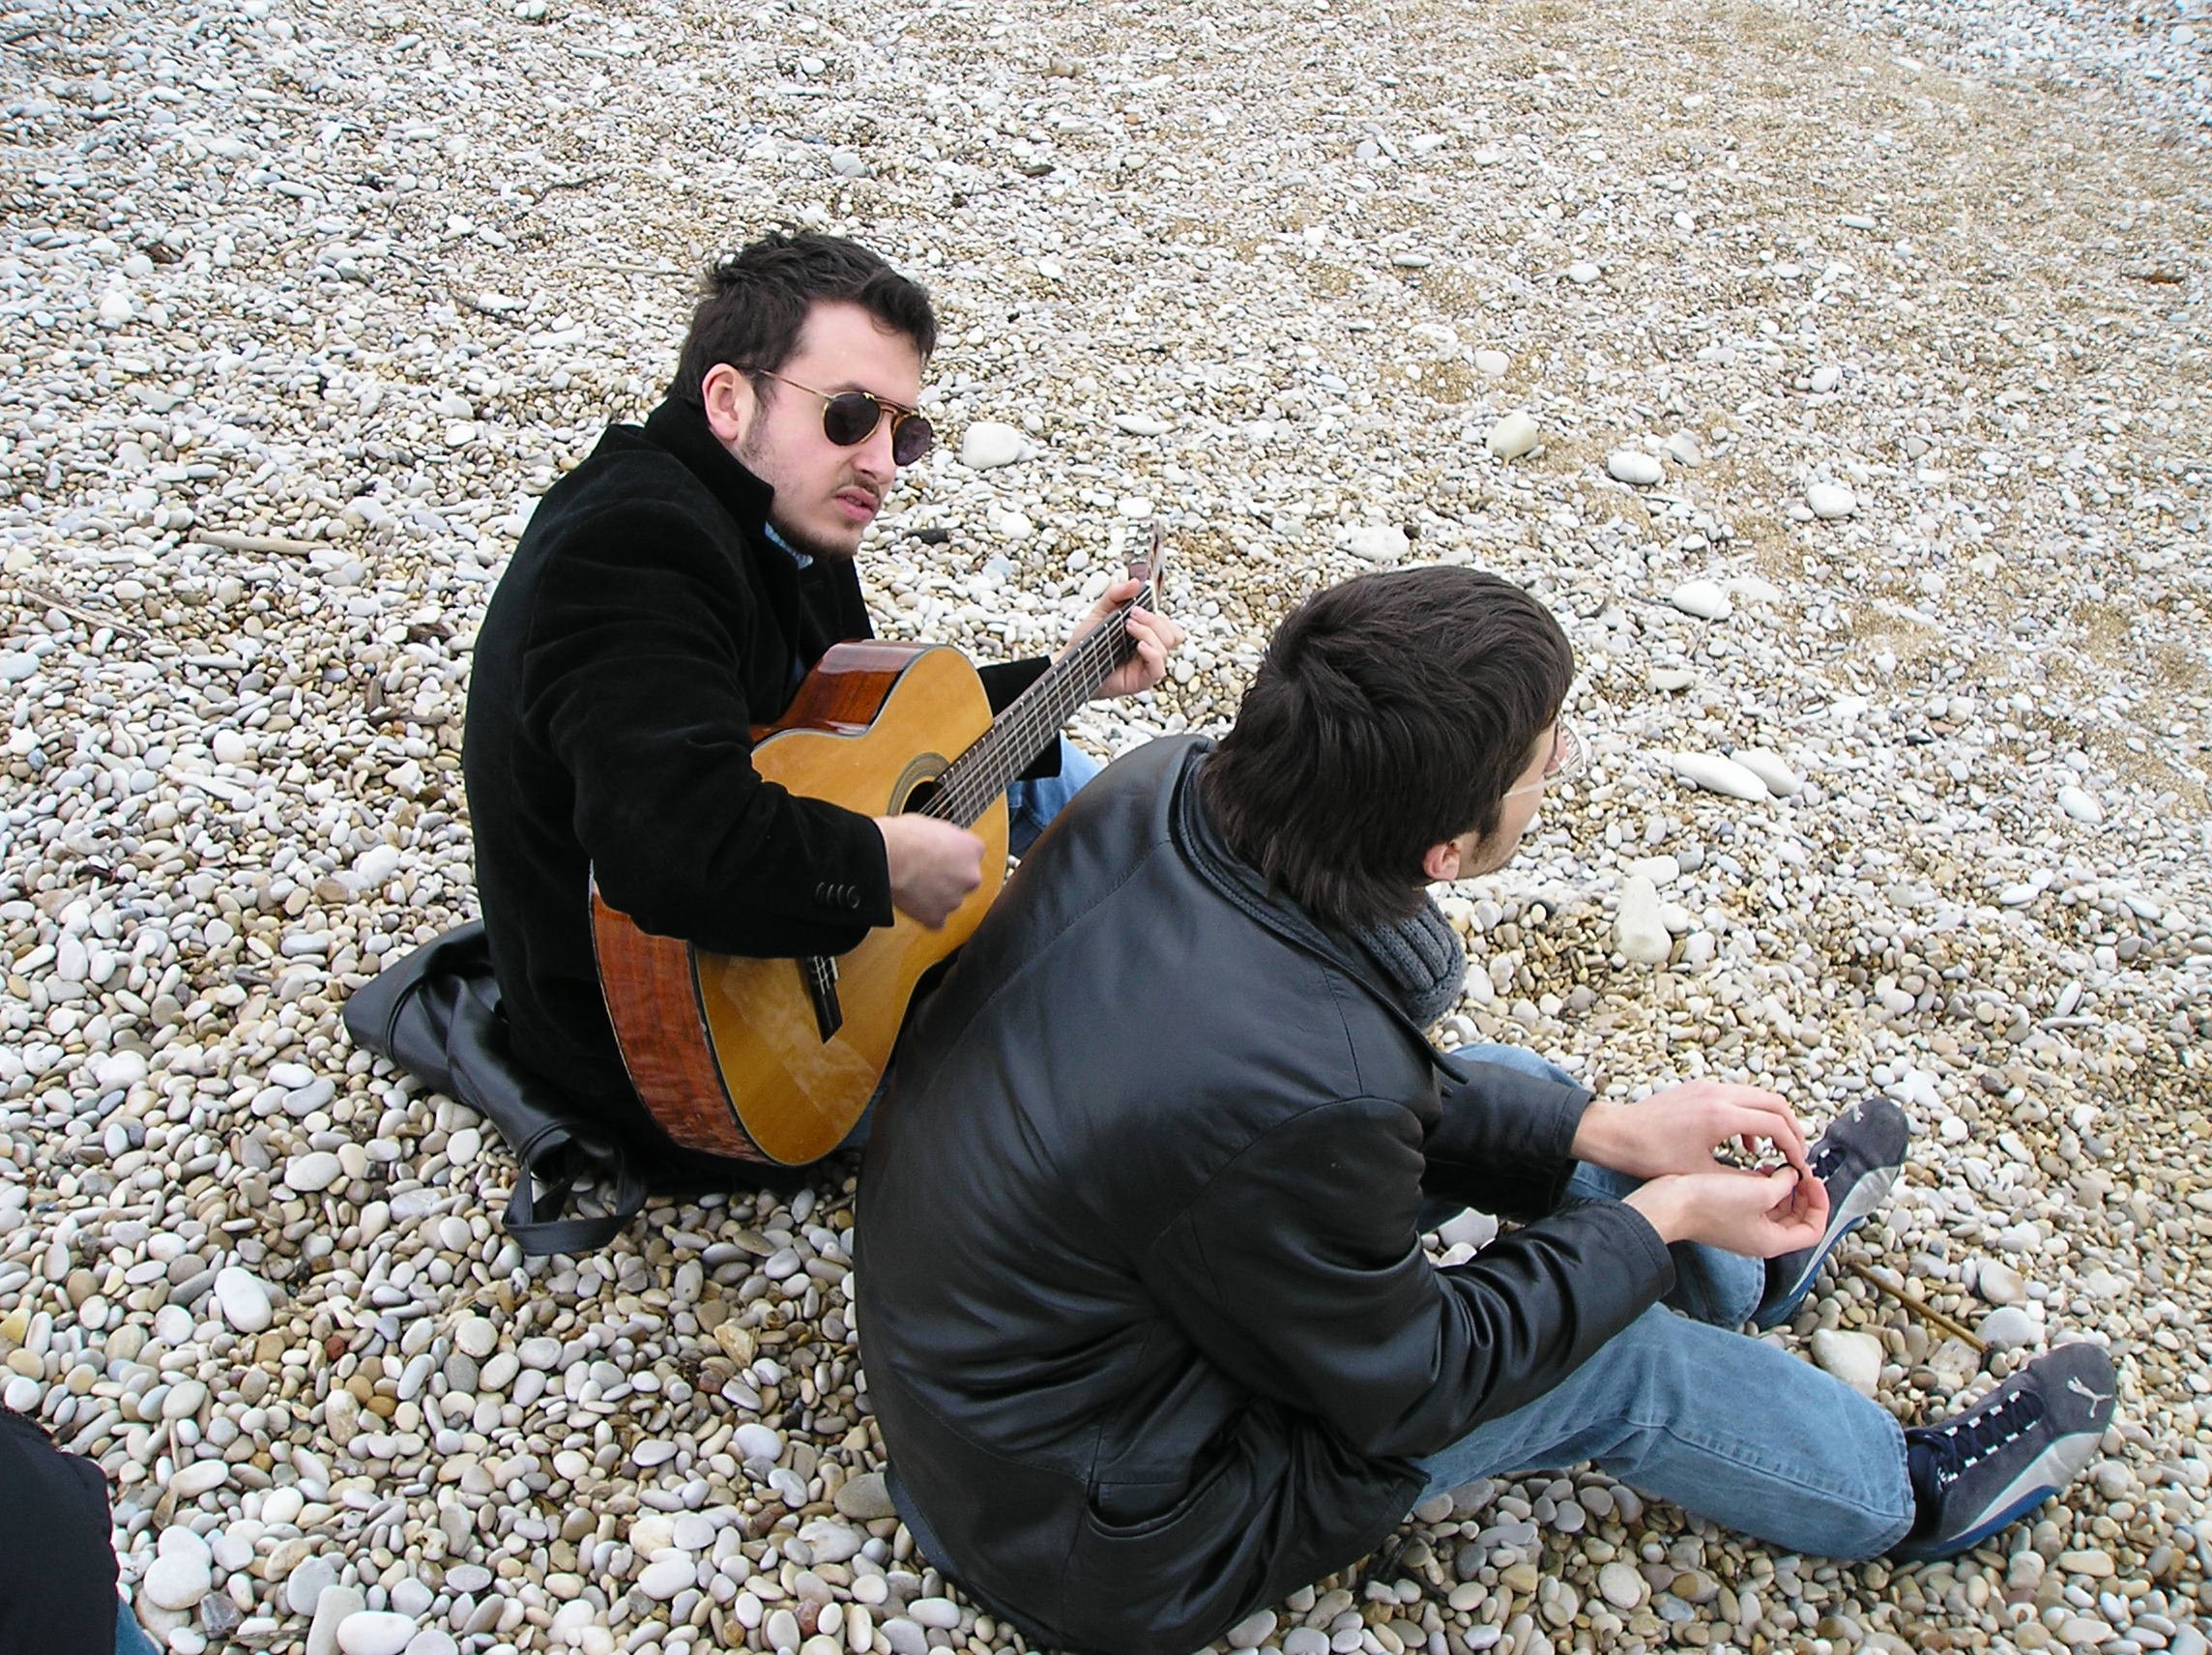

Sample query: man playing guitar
[462,230,1181,1176]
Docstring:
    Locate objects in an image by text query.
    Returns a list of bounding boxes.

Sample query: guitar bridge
[800,955,843,1042]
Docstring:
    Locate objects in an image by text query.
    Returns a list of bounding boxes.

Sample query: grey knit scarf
[1348,899,1467,1029]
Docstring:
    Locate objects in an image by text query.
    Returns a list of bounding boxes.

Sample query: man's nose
[854,415,899,481]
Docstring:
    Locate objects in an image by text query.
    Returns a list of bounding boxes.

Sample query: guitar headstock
[1125,519,1169,613]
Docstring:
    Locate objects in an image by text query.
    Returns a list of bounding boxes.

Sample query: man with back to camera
[856,566,2116,1655]
[461,230,1180,1175]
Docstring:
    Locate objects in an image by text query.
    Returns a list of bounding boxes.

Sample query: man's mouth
[834,487,881,524]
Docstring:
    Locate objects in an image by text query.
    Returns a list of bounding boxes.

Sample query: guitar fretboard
[919,570,1157,828]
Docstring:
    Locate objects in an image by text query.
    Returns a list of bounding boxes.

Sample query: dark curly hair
[668,230,937,406]
[1201,567,1575,930]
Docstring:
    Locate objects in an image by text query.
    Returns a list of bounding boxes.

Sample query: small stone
[1597,1561,1646,1611]
[1111,413,1171,436]
[907,1598,962,1630]
[734,1423,782,1462]
[1805,481,1858,519]
[1485,411,1539,459]
[288,1558,340,1616]
[306,1587,365,1655]
[1977,1306,2040,1351]
[1977,1261,2026,1305]
[1566,260,1602,283]
[637,1557,697,1600]
[798,1520,864,1564]
[1667,579,1732,621]
[1669,752,1772,801]
[1606,450,1662,486]
[1810,363,1843,394]
[1472,349,1509,375]
[1228,1611,1278,1647]
[336,1611,420,1655]
[1342,524,1408,565]
[1615,875,1673,967]
[212,1265,274,1334]
[2057,786,2105,825]
[958,421,1026,470]
[283,1152,345,1194]
[833,1470,896,1521]
[1810,1328,1884,1397]
[453,1316,497,1359]
[144,1552,214,1611]
[1732,749,1803,798]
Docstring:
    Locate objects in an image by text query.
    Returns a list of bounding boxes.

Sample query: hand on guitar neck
[876,812,985,929]
[1061,560,1184,701]
[880,547,1180,930]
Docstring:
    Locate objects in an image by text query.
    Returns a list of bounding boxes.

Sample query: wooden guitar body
[590,642,1008,1165]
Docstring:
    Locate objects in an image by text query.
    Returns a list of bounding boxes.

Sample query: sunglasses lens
[890,415,935,466]
[820,392,884,448]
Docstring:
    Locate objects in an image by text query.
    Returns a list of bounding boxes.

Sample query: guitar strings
[921,580,1152,828]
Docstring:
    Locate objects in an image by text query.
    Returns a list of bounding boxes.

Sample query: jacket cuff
[1422,1062,1592,1221]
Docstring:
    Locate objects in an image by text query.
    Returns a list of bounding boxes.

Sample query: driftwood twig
[1845,1260,1989,1354]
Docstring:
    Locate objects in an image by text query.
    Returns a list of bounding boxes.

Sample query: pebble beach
[2,0,2209,1649]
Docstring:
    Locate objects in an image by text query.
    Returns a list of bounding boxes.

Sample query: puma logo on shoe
[2067,1376,2113,1410]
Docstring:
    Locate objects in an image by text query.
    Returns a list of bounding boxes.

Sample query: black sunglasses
[750,369,935,466]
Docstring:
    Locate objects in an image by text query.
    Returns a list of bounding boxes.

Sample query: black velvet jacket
[463,398,1049,1147]
[0,1408,119,1653]
[856,738,1675,1655]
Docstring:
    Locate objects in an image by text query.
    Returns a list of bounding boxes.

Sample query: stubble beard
[737,426,864,565]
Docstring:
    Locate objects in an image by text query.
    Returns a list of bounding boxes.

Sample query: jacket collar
[1172,742,1470,1080]
[1171,743,1399,1004]
[642,396,775,531]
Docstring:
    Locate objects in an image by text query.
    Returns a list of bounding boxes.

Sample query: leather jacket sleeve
[518,503,894,954]
[1422,1060,1593,1221]
[1144,1096,1674,1461]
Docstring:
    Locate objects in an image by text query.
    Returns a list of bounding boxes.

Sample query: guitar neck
[922,571,1157,828]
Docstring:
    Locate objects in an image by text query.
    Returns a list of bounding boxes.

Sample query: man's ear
[1421,838,1464,883]
[699,363,757,449]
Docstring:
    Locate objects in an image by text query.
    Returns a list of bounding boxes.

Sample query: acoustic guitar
[589,550,1163,1164]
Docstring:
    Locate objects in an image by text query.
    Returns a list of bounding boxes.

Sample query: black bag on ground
[341,921,652,1256]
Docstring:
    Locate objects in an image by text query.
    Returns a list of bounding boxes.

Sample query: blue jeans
[1005,736,1100,858]
[116,1600,160,1655]
[1414,1043,1916,1559]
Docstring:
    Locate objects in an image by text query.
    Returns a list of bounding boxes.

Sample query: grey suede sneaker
[1754,1095,1910,1330]
[1890,1342,2118,1561]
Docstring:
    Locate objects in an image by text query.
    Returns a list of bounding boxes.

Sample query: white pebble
[2057,786,2105,825]
[283,1152,345,1194]
[1805,481,1858,519]
[212,1266,273,1333]
[1668,752,1772,802]
[1485,412,1538,459]
[1342,525,1408,565]
[335,1611,419,1655]
[1732,749,1803,798]
[1809,1328,1883,1397]
[958,421,1026,470]
[1606,450,1662,486]
[1667,579,1731,621]
[1614,875,1674,966]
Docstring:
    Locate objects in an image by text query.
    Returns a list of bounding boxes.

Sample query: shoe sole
[1754,1162,1901,1330]
[1890,1484,2062,1561]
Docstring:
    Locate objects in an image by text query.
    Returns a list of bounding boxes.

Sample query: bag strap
[501,1123,652,1257]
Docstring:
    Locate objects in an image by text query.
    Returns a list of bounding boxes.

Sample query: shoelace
[1919,1389,2045,1486]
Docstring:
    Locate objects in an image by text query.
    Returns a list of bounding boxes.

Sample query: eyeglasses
[749,369,935,465]
[1503,721,1586,798]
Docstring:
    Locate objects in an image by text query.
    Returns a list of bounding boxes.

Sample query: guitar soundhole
[891,755,949,817]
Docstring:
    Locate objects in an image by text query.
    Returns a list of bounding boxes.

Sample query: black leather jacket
[856,738,1674,1655]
